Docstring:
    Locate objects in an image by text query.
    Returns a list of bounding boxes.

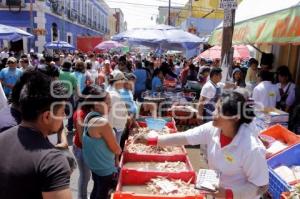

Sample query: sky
[104,0,188,30]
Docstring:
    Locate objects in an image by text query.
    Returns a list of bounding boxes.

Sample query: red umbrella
[194,45,250,61]
[94,40,125,51]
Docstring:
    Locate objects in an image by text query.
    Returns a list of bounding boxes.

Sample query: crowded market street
[0,0,300,199]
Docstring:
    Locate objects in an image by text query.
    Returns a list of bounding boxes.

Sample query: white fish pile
[156,161,187,172]
[146,177,199,196]
[123,161,188,172]
[126,128,182,154]
[126,143,182,154]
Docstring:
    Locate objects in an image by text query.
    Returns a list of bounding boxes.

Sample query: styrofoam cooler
[255,117,288,131]
[255,108,289,124]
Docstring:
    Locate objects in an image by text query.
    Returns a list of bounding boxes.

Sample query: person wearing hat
[197,66,210,87]
[119,73,139,148]
[97,60,112,88]
[107,70,128,146]
[232,68,246,88]
[0,57,23,97]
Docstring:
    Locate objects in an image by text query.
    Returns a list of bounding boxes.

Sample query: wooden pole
[221,8,236,80]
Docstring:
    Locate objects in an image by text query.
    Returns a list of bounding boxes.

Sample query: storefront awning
[209,0,300,45]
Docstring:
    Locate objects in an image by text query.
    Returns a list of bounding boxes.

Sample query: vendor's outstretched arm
[156,122,211,147]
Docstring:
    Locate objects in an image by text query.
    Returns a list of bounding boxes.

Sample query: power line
[153,0,186,6]
[105,0,221,11]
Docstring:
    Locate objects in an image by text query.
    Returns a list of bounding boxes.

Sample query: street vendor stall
[112,117,206,199]
[209,0,300,45]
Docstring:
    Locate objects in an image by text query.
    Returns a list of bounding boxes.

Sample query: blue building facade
[0,0,109,52]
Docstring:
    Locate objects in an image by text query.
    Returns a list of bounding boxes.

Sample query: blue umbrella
[44,41,75,50]
[0,24,33,41]
[112,24,205,50]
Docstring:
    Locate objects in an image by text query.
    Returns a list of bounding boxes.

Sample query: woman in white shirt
[136,91,268,199]
[252,70,280,109]
[276,65,295,112]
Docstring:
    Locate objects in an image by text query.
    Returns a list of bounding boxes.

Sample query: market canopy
[0,24,33,41]
[44,41,75,50]
[194,45,250,61]
[112,24,205,50]
[209,0,300,45]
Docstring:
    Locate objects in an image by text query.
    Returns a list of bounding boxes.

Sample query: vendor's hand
[134,134,148,145]
[210,187,227,199]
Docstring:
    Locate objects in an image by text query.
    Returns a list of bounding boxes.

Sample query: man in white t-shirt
[198,67,222,123]
[252,70,280,109]
[87,53,101,72]
[0,48,9,60]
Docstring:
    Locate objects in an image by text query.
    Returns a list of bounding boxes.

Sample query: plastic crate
[120,155,196,185]
[123,146,187,163]
[113,171,204,199]
[260,124,300,158]
[267,144,300,199]
[136,117,177,133]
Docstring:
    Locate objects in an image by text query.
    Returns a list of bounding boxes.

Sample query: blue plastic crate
[267,144,300,199]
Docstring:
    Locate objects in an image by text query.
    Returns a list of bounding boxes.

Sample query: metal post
[168,0,171,25]
[29,0,33,51]
[62,0,66,41]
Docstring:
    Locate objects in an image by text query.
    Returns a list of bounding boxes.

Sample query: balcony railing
[87,18,92,27]
[70,9,77,20]
[92,21,97,29]
[79,15,87,24]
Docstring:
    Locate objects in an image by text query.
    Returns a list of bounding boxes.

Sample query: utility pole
[220,0,237,80]
[168,0,171,25]
[30,0,33,51]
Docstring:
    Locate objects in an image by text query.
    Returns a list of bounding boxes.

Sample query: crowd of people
[0,47,299,199]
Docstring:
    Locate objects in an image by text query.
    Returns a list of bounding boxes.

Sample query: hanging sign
[223,9,233,27]
[219,0,237,10]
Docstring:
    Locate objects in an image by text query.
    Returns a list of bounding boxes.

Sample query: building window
[52,23,58,41]
[98,13,101,29]
[101,14,104,30]
[4,0,25,6]
[77,0,81,16]
[67,33,72,44]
